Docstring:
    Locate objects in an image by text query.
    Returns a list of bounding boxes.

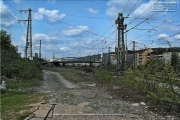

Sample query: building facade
[135,49,153,66]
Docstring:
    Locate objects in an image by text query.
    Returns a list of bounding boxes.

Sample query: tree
[123,59,180,106]
[171,52,180,71]
[0,29,42,79]
[0,30,16,52]
[0,29,12,50]
[1,30,20,77]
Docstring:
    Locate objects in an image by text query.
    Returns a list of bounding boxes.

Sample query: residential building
[102,52,116,65]
[126,50,134,66]
[135,49,153,66]
[148,47,180,63]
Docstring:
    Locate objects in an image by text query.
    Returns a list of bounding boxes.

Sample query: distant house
[101,47,180,67]
[126,50,134,66]
[102,52,116,65]
[148,47,180,63]
[135,49,153,66]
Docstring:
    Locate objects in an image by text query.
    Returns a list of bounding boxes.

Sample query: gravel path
[26,69,179,120]
[43,70,78,89]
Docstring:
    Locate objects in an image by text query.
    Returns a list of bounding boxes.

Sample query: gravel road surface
[25,69,179,120]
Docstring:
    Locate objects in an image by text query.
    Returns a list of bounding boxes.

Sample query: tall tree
[1,30,14,50]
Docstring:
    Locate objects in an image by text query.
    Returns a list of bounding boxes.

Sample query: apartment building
[135,49,153,66]
[148,47,180,63]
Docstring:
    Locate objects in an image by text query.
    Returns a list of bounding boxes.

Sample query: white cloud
[32,33,60,43]
[48,0,56,4]
[134,40,141,44]
[21,33,60,44]
[62,26,89,37]
[13,0,21,3]
[60,47,70,51]
[130,0,161,20]
[0,1,17,27]
[33,12,43,20]
[106,6,119,18]
[174,34,180,40]
[34,8,66,23]
[158,33,172,41]
[160,24,180,33]
[106,0,162,20]
[156,33,175,46]
[70,41,86,47]
[128,40,141,44]
[106,0,137,18]
[158,34,169,39]
[107,0,126,7]
[88,8,99,14]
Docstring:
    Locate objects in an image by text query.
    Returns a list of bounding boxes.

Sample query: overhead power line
[4,0,19,12]
[122,0,129,13]
[3,0,27,34]
[127,0,161,25]
[131,12,180,41]
[138,24,180,43]
[126,18,149,32]
[138,32,180,47]
[0,7,27,37]
[32,10,115,40]
[0,12,17,21]
[11,0,22,10]
[127,0,141,17]
[65,14,113,20]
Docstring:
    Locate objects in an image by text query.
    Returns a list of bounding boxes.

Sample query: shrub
[0,29,43,81]
[95,69,115,87]
[123,59,180,107]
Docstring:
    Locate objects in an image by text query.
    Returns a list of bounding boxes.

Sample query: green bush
[95,69,115,87]
[123,59,180,106]
[0,29,42,81]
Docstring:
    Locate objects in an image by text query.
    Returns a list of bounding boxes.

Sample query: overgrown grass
[59,68,82,83]
[3,77,42,90]
[95,69,116,88]
[47,67,92,83]
[0,77,43,120]
[0,30,44,119]
[1,92,43,120]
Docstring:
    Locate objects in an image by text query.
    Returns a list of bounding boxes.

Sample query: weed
[90,104,100,110]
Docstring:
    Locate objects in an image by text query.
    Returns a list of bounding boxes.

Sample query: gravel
[34,69,179,120]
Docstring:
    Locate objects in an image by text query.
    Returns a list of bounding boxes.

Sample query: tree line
[0,29,42,81]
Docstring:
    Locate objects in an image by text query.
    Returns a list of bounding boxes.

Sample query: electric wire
[3,1,180,58]
[4,0,19,12]
[122,0,129,13]
[131,12,180,41]
[127,0,161,25]
[11,0,22,10]
[139,33,180,48]
[103,30,116,48]
[127,0,141,17]
[32,10,115,40]
[65,14,113,20]
[0,11,17,22]
[1,9,26,44]
[3,1,27,36]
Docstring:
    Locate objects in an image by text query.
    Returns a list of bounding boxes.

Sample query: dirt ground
[24,69,179,120]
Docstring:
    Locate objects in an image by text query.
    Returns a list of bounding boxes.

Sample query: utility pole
[53,52,55,61]
[39,40,41,58]
[18,8,32,59]
[115,13,127,73]
[133,41,136,67]
[94,53,95,62]
[108,47,111,63]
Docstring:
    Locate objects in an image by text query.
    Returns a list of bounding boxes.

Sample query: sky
[1,0,180,60]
